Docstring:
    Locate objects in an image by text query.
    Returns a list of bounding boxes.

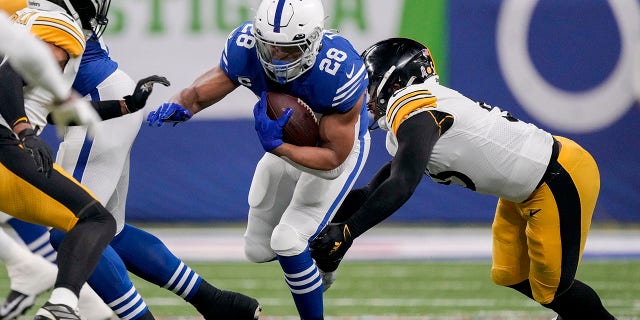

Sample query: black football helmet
[361,38,438,122]
[32,0,111,38]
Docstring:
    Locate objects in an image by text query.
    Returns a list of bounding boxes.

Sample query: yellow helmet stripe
[387,90,437,134]
[32,16,85,58]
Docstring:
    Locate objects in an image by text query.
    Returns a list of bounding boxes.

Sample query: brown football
[266,92,319,147]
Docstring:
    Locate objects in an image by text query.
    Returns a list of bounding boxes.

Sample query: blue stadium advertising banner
[42,0,640,224]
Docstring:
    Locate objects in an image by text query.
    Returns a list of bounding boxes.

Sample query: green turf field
[2,260,639,319]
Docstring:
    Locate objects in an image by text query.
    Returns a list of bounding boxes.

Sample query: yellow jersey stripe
[32,17,85,57]
[387,90,432,120]
[425,110,454,136]
[0,0,26,15]
[387,90,437,134]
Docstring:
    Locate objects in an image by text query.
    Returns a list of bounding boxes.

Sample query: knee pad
[270,223,307,257]
[244,236,276,263]
[491,266,525,287]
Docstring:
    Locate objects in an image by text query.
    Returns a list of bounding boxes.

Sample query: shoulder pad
[12,8,85,58]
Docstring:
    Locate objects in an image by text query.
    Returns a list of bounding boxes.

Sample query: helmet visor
[256,38,309,84]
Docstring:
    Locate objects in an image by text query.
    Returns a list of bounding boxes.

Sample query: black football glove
[310,223,353,272]
[123,75,171,112]
[18,128,53,178]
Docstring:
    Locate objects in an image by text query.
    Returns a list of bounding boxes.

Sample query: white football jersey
[382,77,554,202]
[9,7,85,132]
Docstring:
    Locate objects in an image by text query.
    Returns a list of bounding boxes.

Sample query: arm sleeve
[0,60,28,129]
[346,112,440,238]
[0,12,69,102]
[331,161,392,223]
[46,100,123,124]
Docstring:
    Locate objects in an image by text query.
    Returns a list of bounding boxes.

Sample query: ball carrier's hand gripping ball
[266,92,319,147]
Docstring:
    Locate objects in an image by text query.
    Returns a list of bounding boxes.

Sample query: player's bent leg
[53,201,116,296]
[244,210,278,263]
[245,153,295,263]
[49,229,154,320]
[272,223,324,320]
[491,199,529,289]
[110,224,260,320]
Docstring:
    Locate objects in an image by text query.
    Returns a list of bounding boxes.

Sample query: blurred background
[43,0,640,225]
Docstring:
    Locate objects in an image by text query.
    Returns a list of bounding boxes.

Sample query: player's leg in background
[54,69,156,320]
[109,224,260,319]
[4,216,57,262]
[0,227,56,320]
[57,68,140,235]
[0,214,115,320]
[49,229,155,320]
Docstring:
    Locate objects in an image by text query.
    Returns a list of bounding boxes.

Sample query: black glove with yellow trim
[310,223,353,272]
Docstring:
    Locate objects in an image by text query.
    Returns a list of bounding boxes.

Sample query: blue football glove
[147,102,192,127]
[253,91,292,152]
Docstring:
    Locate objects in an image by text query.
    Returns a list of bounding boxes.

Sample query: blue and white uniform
[57,36,139,233]
[53,38,207,320]
[223,21,370,319]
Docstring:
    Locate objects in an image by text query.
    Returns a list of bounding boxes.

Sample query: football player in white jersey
[1,1,168,319]
[147,0,370,318]
[0,2,118,319]
[310,38,615,320]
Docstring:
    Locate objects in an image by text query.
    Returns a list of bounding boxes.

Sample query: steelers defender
[0,6,116,320]
[311,38,615,320]
[2,1,167,318]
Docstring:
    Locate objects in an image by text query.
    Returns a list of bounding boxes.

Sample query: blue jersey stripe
[313,133,368,238]
[72,89,100,181]
[273,0,287,33]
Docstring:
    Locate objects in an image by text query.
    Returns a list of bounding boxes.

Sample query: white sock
[48,287,79,309]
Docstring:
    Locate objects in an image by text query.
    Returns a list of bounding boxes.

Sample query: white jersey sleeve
[10,8,86,131]
[384,77,554,202]
[0,11,69,101]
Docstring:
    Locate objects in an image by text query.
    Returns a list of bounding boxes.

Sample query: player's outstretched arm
[89,75,171,120]
[311,113,438,269]
[147,65,238,127]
